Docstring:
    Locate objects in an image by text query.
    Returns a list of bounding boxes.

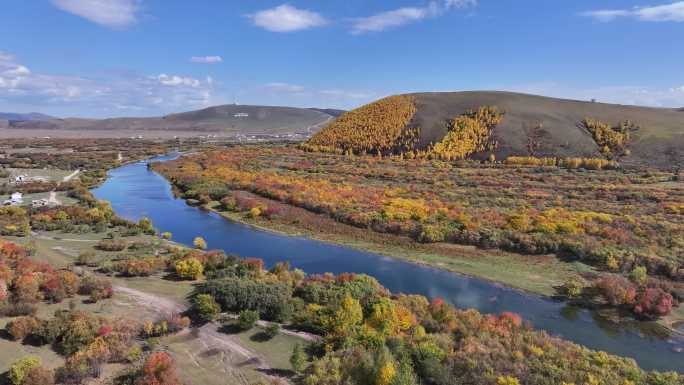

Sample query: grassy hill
[309,91,684,168]
[0,112,54,121]
[4,105,333,135]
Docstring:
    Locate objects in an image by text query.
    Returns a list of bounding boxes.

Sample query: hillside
[0,112,55,121]
[308,91,684,168]
[2,104,333,136]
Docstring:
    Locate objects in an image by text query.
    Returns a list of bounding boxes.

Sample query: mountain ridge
[1,104,335,135]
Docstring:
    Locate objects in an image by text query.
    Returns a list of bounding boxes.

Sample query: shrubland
[153,146,684,319]
[1,238,190,385]
[187,255,684,385]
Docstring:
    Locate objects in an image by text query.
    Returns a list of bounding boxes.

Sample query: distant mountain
[0,112,55,121]
[309,108,346,117]
[309,91,684,168]
[4,105,334,135]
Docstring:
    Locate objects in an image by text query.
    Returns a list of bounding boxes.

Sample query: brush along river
[93,154,684,372]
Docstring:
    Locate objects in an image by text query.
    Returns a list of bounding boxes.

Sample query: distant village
[1,172,52,207]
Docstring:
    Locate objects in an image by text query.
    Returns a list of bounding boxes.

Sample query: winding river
[93,154,684,372]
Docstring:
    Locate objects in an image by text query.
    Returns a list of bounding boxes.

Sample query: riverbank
[92,156,684,372]
[200,199,587,297]
[199,198,684,334]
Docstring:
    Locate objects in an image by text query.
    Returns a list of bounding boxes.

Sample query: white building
[2,192,23,206]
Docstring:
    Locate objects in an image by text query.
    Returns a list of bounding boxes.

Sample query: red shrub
[0,279,7,302]
[0,240,28,260]
[136,352,180,385]
[98,325,113,336]
[7,315,40,340]
[594,275,637,306]
[634,288,673,318]
[13,273,41,303]
[41,273,66,303]
[499,312,523,328]
[244,258,264,272]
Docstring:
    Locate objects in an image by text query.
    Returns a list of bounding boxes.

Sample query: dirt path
[222,315,321,342]
[48,191,61,206]
[113,284,294,383]
[114,285,185,314]
[62,169,80,183]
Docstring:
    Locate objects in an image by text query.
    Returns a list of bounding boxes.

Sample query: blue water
[92,154,684,372]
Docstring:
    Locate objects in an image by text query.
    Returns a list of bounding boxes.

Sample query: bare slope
[4,105,333,135]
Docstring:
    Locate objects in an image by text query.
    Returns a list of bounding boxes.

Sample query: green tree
[237,309,259,331]
[629,266,648,287]
[290,343,306,373]
[193,294,220,322]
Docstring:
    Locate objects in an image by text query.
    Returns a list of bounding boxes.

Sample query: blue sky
[1,0,683,117]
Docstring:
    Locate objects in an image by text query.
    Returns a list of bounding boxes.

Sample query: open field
[3,168,74,182]
[0,128,231,139]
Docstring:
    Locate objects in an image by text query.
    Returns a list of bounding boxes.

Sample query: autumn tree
[193,236,207,250]
[9,356,41,385]
[175,258,203,280]
[7,316,40,341]
[323,295,363,347]
[135,351,180,385]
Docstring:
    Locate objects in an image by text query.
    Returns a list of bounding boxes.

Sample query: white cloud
[351,0,476,34]
[582,2,684,22]
[0,51,214,117]
[351,6,437,34]
[250,4,327,32]
[156,74,201,87]
[502,82,684,108]
[191,56,223,64]
[445,0,478,9]
[51,0,140,28]
[263,82,306,93]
